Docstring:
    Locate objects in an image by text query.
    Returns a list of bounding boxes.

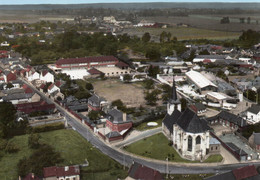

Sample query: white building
[27,71,40,82]
[162,80,210,161]
[40,70,54,83]
[246,105,260,124]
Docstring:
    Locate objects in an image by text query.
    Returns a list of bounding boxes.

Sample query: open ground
[92,79,147,108]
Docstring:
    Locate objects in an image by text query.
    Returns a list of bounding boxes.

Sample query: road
[20,78,260,174]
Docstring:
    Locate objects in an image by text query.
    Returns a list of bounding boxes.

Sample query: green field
[134,118,163,131]
[124,133,223,163]
[135,27,241,40]
[0,129,127,180]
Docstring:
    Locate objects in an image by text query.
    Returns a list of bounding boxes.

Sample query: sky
[0,0,259,5]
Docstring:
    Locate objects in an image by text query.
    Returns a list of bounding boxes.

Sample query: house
[2,91,41,105]
[193,55,232,63]
[206,92,236,109]
[209,138,221,154]
[27,71,40,82]
[40,70,54,83]
[22,173,41,180]
[126,162,163,180]
[185,70,218,94]
[207,111,247,130]
[47,81,62,94]
[190,103,206,114]
[3,71,16,83]
[204,165,260,180]
[249,132,260,152]
[163,81,210,161]
[106,108,132,132]
[50,90,64,101]
[88,94,107,111]
[87,68,103,78]
[22,84,33,94]
[55,56,119,79]
[246,105,260,124]
[43,165,80,180]
[15,101,56,114]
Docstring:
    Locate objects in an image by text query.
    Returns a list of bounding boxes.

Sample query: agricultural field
[124,26,241,41]
[0,129,127,179]
[92,79,147,108]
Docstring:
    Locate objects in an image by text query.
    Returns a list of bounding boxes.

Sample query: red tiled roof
[88,68,103,75]
[128,162,163,180]
[203,59,212,63]
[6,72,16,82]
[23,173,41,180]
[15,101,55,114]
[42,70,49,77]
[232,165,258,180]
[39,83,46,89]
[0,50,8,54]
[116,61,129,68]
[48,83,55,90]
[55,81,63,87]
[56,56,118,66]
[43,166,80,178]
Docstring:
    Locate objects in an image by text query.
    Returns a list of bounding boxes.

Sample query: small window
[211,147,213,151]
[216,146,218,150]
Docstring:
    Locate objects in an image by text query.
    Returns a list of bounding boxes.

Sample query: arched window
[188,136,192,151]
[196,136,201,144]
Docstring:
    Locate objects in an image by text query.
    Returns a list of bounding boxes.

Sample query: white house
[43,165,80,180]
[246,105,260,124]
[40,70,54,83]
[48,83,60,94]
[27,71,40,82]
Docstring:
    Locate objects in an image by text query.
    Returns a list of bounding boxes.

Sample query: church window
[196,136,201,144]
[188,136,192,151]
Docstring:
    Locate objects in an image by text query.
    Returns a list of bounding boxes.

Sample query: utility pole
[166,157,169,179]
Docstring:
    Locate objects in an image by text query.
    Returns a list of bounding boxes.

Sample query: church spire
[172,78,178,101]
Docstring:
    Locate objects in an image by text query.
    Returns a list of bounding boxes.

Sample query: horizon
[0,0,260,5]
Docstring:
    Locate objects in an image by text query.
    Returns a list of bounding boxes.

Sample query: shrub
[32,122,65,133]
[5,141,20,153]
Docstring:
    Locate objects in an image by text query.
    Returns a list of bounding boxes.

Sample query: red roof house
[43,165,80,179]
[232,165,258,180]
[22,173,40,180]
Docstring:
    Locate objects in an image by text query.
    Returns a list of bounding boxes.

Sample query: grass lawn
[0,129,127,180]
[203,154,223,163]
[124,133,195,163]
[134,118,163,131]
[124,133,223,163]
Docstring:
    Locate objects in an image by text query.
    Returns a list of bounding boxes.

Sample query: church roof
[169,79,180,104]
[176,108,210,133]
[163,109,182,133]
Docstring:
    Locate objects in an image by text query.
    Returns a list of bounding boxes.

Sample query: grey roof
[253,133,260,145]
[226,142,247,156]
[107,108,130,124]
[169,79,180,105]
[196,55,228,59]
[3,93,34,101]
[194,102,206,111]
[105,131,121,138]
[247,105,260,115]
[163,109,182,133]
[212,111,247,127]
[88,94,105,107]
[209,138,220,145]
[176,108,210,133]
[3,88,25,95]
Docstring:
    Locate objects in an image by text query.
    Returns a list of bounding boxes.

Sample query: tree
[147,65,160,78]
[28,133,41,149]
[220,17,230,24]
[145,47,161,60]
[199,49,210,55]
[111,99,126,111]
[88,110,100,121]
[160,31,167,43]
[145,89,160,105]
[6,83,14,89]
[123,74,132,83]
[143,79,154,89]
[247,17,251,24]
[184,50,196,62]
[85,82,94,91]
[142,32,151,43]
[17,144,63,177]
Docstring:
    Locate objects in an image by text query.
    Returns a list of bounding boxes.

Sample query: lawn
[0,129,127,180]
[124,133,223,163]
[134,118,163,131]
[124,133,195,163]
[203,154,223,163]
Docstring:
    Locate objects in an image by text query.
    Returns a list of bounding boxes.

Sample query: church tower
[167,78,181,115]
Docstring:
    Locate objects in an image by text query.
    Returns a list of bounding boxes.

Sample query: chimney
[65,166,69,171]
[31,173,34,178]
[123,113,127,121]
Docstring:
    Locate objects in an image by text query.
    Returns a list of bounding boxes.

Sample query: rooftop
[56,56,118,66]
[186,70,217,89]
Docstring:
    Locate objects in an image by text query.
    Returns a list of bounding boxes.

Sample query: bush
[28,133,41,149]
[0,139,7,150]
[5,141,20,153]
[32,122,65,133]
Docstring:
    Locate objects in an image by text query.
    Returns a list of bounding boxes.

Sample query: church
[162,80,210,161]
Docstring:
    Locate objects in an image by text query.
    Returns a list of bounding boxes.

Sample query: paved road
[20,78,260,174]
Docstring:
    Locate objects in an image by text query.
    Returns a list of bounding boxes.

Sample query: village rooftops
[107,108,131,124]
[56,56,119,66]
[43,165,80,178]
